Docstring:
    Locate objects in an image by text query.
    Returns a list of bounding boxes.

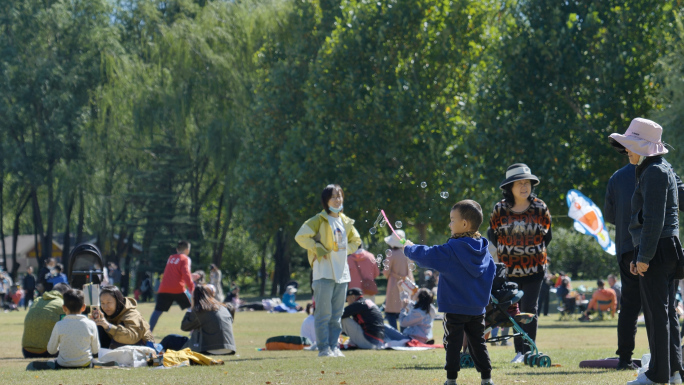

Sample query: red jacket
[157,254,195,294]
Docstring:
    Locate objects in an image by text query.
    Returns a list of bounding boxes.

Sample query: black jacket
[342,297,385,341]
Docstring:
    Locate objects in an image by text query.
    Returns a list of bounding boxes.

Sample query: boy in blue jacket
[404,199,496,385]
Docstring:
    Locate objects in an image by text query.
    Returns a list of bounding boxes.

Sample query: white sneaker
[671,372,683,384]
[317,347,334,357]
[481,379,495,385]
[510,352,524,364]
[626,371,656,385]
[332,347,345,357]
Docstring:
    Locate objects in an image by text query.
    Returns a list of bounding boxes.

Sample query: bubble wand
[380,209,406,245]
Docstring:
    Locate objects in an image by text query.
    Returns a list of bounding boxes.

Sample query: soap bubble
[384,265,389,271]
[379,220,386,228]
[369,227,377,235]
[385,249,392,258]
[408,262,416,272]
[420,181,427,188]
[395,221,403,229]
[440,191,449,199]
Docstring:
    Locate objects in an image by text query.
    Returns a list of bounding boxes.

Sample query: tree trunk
[212,191,224,265]
[416,223,428,244]
[259,240,269,297]
[76,187,84,244]
[121,232,135,296]
[62,192,76,274]
[12,192,32,281]
[214,196,235,268]
[31,189,45,268]
[270,229,290,296]
[43,170,55,262]
[0,173,6,272]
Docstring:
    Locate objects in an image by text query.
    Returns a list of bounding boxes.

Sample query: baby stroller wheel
[523,352,532,366]
[528,354,538,367]
[460,354,475,368]
[536,354,552,367]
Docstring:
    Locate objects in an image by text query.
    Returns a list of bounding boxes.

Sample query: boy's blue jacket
[405,237,495,316]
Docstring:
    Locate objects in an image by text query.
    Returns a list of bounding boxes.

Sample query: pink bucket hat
[608,118,668,157]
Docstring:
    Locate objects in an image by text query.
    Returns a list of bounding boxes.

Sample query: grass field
[0,296,649,384]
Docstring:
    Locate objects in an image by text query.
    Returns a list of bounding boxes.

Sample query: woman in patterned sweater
[487,163,552,364]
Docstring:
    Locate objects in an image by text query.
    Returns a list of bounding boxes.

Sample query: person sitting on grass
[399,288,437,344]
[579,279,617,321]
[282,285,303,312]
[404,199,496,385]
[21,283,70,358]
[340,287,385,350]
[91,285,154,349]
[47,289,99,369]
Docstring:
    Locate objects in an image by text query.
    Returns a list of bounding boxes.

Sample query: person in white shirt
[46,289,99,369]
[295,184,362,358]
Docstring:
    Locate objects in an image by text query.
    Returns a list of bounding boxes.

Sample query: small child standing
[404,200,496,385]
[47,289,99,369]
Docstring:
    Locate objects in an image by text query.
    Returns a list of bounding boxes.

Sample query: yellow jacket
[295,211,361,278]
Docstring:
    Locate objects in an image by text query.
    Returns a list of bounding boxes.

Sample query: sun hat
[346,287,363,297]
[608,118,668,157]
[499,163,540,189]
[384,230,406,248]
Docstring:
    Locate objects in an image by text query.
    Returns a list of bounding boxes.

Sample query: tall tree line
[1,0,682,286]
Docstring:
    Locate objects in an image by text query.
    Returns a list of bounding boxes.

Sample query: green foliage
[547,226,618,280]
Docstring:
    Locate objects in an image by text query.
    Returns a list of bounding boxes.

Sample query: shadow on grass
[393,364,443,371]
[538,323,618,329]
[507,370,613,376]
[227,356,302,363]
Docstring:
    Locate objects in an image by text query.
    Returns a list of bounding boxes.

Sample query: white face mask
[329,204,343,214]
[51,269,58,276]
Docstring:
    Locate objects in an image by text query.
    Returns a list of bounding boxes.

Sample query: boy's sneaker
[670,372,683,384]
[511,352,524,364]
[444,380,457,385]
[626,372,656,385]
[332,347,345,357]
[318,347,334,357]
[481,379,495,385]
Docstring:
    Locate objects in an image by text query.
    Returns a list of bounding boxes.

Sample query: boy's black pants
[443,313,491,380]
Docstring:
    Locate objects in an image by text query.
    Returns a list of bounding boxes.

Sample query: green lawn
[0,298,649,384]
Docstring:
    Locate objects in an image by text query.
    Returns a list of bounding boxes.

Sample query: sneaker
[443,380,457,385]
[332,347,345,357]
[318,347,334,357]
[671,372,683,384]
[500,340,511,346]
[481,379,495,385]
[511,352,524,364]
[626,372,656,385]
[616,360,639,371]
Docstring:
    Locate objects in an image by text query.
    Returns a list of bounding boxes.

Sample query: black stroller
[460,263,552,368]
[67,243,104,290]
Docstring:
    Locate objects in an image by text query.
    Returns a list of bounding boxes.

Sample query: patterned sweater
[488,198,552,282]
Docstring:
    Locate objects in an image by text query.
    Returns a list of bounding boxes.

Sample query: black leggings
[510,276,543,354]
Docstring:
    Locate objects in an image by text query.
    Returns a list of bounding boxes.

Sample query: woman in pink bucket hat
[609,118,684,385]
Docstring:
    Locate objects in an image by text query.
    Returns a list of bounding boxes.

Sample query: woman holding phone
[91,285,154,349]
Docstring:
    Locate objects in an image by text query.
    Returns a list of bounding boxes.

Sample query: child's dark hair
[501,183,537,206]
[414,288,434,313]
[177,240,191,252]
[52,283,71,294]
[451,200,484,230]
[63,289,85,314]
[54,263,63,273]
[321,184,344,214]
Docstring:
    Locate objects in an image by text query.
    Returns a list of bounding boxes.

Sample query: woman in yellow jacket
[295,184,361,358]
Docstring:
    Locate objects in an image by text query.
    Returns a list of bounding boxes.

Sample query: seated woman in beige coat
[91,285,154,349]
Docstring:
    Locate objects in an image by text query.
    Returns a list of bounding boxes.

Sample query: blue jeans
[385,312,399,330]
[384,324,409,341]
[312,279,347,351]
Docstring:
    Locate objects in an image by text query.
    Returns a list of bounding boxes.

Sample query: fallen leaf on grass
[266,382,271,384]
[340,382,347,384]
[321,371,325,374]
[335,372,344,375]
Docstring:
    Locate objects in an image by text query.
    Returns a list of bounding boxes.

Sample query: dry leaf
[321,371,325,374]
[340,382,347,384]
